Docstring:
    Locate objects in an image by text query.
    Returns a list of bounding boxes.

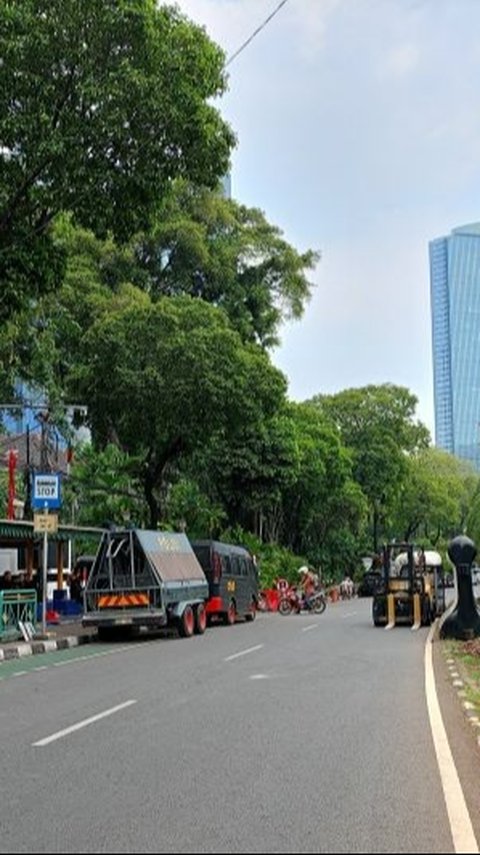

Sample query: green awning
[0,519,104,542]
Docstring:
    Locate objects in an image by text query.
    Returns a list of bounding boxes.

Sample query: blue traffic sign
[32,472,61,510]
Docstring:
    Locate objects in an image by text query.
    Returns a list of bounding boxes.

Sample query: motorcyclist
[297,566,317,610]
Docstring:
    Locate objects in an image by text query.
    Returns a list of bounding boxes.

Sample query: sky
[175,0,480,436]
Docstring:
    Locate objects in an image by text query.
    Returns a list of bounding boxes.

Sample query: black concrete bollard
[440,535,480,640]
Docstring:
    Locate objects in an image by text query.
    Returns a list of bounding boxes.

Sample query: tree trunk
[145,475,161,529]
[373,505,379,554]
[142,437,185,529]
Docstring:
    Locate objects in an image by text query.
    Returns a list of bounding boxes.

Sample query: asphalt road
[0,597,479,854]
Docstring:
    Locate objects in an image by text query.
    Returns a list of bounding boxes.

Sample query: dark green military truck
[82,529,209,640]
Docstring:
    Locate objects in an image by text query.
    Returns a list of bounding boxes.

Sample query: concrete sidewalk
[0,619,97,661]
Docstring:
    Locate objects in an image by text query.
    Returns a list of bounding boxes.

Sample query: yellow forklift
[372,542,444,629]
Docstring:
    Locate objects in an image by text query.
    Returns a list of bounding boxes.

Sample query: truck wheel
[194,603,207,635]
[372,596,385,627]
[224,601,236,626]
[178,605,195,638]
[421,597,433,627]
[245,599,256,621]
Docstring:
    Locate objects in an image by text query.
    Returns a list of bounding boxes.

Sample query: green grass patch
[442,638,480,714]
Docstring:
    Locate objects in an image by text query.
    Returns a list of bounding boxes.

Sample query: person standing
[69,569,83,604]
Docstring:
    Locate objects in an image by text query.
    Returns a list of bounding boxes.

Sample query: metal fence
[0,589,37,641]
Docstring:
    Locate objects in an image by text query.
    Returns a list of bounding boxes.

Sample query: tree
[0,0,234,321]
[312,385,430,551]
[391,448,476,546]
[7,216,151,402]
[65,443,146,528]
[136,181,319,347]
[192,409,302,542]
[72,296,287,527]
[193,401,367,575]
[278,403,367,573]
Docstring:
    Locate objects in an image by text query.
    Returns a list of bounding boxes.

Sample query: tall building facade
[430,222,480,469]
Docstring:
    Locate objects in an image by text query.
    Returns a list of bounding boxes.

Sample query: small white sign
[32,473,61,509]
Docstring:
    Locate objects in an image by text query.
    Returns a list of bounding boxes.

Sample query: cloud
[384,43,420,77]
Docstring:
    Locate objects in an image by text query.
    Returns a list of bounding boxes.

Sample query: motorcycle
[278,585,327,616]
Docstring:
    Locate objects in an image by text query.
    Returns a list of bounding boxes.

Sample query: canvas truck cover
[86,529,208,590]
[135,530,207,584]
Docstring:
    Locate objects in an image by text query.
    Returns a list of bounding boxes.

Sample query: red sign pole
[6,449,18,520]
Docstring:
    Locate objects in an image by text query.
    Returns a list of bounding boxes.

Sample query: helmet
[298,566,309,575]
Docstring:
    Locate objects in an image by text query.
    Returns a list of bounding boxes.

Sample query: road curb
[0,633,95,662]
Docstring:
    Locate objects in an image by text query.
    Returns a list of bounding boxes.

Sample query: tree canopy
[72,295,288,526]
[137,181,319,347]
[391,447,476,545]
[311,384,430,550]
[0,0,234,321]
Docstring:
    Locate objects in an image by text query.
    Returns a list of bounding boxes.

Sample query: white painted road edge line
[224,644,264,662]
[425,624,479,854]
[32,700,137,747]
[301,624,318,633]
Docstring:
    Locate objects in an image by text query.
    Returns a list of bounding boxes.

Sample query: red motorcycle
[278,584,327,616]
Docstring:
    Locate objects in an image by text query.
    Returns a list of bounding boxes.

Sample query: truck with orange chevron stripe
[82,529,209,640]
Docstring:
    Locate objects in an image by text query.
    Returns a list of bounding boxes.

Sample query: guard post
[440,535,480,640]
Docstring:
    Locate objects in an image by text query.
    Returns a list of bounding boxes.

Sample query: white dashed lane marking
[224,644,264,662]
[33,700,137,747]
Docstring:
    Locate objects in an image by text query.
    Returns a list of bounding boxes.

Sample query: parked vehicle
[190,540,258,624]
[278,584,327,616]
[372,543,444,629]
[83,529,209,640]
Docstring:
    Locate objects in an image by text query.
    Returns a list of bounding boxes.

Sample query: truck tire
[178,605,195,638]
[194,603,207,635]
[372,596,385,627]
[421,596,433,627]
[245,598,256,621]
[224,600,236,626]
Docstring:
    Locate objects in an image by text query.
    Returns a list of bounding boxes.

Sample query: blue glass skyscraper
[430,223,480,469]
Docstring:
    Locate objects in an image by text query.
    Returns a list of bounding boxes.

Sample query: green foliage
[193,409,302,542]
[0,0,234,320]
[0,224,67,324]
[188,400,367,578]
[218,525,308,590]
[137,180,319,347]
[163,478,227,538]
[465,476,480,547]
[312,384,430,549]
[73,296,287,526]
[391,447,477,545]
[65,443,146,527]
[279,402,367,570]
[10,216,151,399]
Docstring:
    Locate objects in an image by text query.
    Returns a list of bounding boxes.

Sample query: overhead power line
[226,0,291,67]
